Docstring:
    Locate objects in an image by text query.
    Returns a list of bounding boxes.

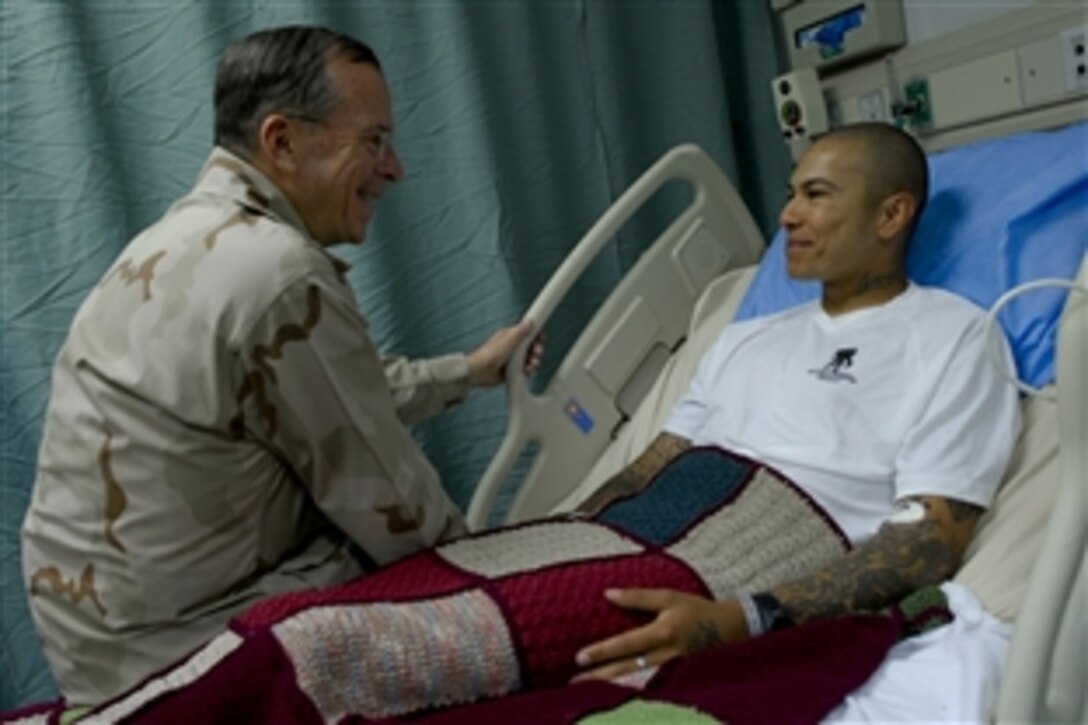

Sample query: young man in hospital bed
[570,121,1020,681]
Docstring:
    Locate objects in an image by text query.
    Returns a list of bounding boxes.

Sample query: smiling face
[275,57,404,246]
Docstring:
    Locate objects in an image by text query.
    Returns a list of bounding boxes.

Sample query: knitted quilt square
[437,519,643,578]
[237,550,474,629]
[665,463,848,599]
[489,551,709,689]
[272,589,520,720]
[596,446,757,546]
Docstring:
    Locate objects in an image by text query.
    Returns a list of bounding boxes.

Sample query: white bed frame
[466,135,1086,722]
[993,259,1087,722]
[466,144,764,525]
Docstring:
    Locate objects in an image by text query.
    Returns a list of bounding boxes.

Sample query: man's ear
[876,191,916,242]
[257,114,297,172]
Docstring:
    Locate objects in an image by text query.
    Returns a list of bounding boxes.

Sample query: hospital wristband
[734,591,764,637]
[753,592,795,634]
[735,591,795,637]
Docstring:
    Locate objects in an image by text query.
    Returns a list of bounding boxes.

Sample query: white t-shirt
[664,284,1021,544]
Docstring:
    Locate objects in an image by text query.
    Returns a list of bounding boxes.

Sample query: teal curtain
[0,0,788,708]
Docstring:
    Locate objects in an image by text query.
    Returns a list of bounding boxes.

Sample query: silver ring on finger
[634,654,648,670]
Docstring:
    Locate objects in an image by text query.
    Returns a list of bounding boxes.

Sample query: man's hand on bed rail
[770,495,982,625]
[466,320,544,386]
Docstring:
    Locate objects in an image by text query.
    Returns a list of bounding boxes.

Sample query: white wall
[903,0,1036,44]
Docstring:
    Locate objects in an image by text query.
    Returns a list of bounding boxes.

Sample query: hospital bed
[5,45,1084,716]
[467,120,1088,722]
[5,125,1082,725]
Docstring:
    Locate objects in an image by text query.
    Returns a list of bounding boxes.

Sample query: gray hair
[214,25,381,158]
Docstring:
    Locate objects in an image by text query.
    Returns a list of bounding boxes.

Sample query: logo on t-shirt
[809,347,858,383]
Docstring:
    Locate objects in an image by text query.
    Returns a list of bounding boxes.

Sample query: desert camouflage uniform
[21,148,469,705]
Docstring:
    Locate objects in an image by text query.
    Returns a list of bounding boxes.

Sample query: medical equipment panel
[809,5,1088,150]
[776,0,906,72]
[771,68,830,159]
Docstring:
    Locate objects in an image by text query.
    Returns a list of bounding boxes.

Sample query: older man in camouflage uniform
[22,26,537,705]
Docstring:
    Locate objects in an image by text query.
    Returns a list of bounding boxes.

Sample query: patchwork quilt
[5,447,938,724]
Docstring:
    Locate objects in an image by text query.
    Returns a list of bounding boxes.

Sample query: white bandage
[888,499,927,525]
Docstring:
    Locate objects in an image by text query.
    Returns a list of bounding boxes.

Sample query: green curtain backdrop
[0,0,788,708]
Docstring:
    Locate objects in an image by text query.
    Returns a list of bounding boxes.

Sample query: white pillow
[954,390,1060,623]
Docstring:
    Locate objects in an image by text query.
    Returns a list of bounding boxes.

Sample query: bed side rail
[466,144,764,529]
[995,254,1087,722]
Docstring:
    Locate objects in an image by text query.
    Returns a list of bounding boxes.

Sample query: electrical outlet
[1059,25,1088,92]
[858,90,886,121]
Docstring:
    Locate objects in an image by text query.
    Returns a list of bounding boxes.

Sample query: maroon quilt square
[236,550,474,629]
[488,551,709,689]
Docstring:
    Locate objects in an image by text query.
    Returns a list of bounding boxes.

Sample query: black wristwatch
[752,592,795,633]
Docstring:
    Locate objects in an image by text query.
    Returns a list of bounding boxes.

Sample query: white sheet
[825,582,1011,724]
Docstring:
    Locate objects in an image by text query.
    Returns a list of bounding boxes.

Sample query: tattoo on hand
[687,620,724,653]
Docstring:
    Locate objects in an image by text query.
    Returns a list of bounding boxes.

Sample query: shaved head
[815,123,929,235]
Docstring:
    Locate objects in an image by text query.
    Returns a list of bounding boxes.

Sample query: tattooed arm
[572,494,981,681]
[771,494,982,622]
[576,432,692,515]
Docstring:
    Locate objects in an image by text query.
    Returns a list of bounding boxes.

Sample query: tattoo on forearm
[946,499,980,524]
[577,433,691,513]
[774,496,981,623]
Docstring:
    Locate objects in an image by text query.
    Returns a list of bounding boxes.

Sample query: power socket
[1059,25,1088,92]
[858,90,886,121]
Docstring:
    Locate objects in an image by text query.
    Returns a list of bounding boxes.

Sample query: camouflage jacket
[21,147,469,704]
